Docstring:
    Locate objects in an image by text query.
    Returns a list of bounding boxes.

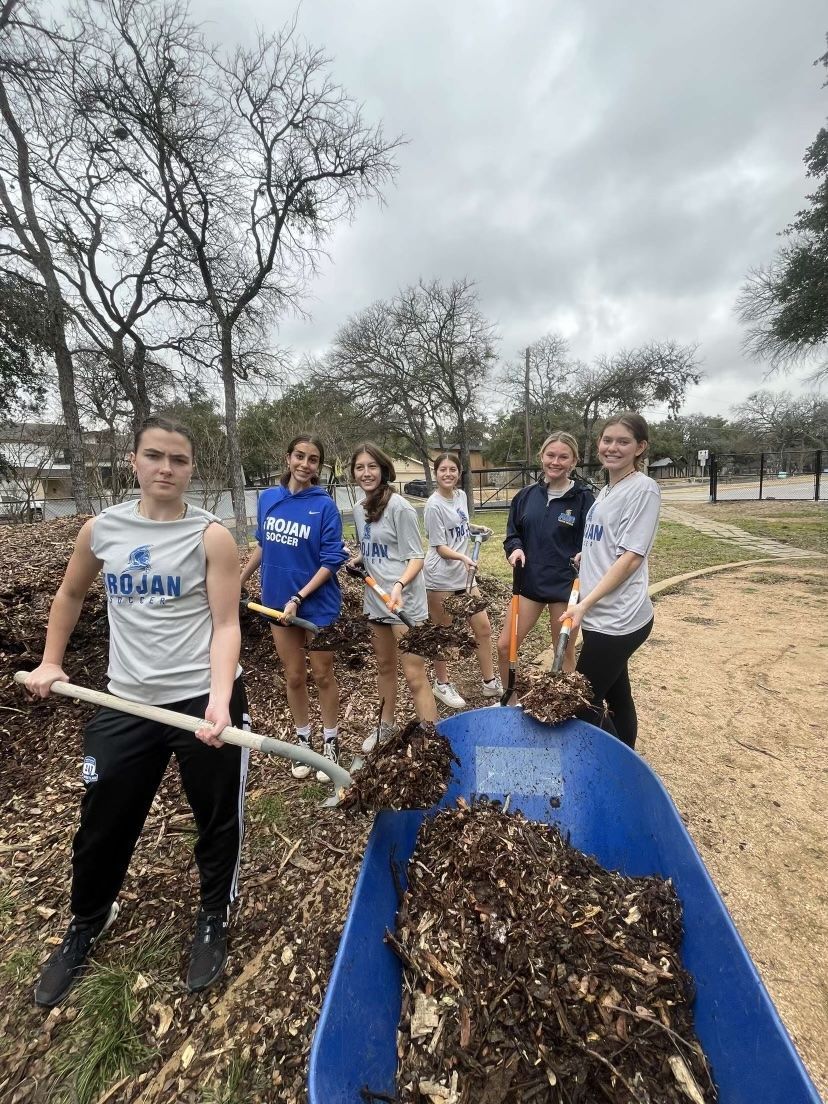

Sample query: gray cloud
[199,0,826,414]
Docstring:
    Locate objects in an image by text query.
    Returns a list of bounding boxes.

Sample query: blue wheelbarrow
[309,708,822,1104]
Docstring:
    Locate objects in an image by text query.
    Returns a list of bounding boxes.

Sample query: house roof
[649,457,674,468]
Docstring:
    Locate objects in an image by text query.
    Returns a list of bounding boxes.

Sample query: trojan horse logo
[127,545,152,570]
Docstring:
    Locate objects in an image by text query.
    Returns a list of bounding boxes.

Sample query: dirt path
[632,560,828,1097]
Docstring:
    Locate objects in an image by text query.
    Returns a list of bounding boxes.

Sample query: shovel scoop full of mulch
[397,622,477,661]
[518,667,593,725]
[340,721,459,813]
[306,615,371,667]
[391,798,716,1104]
[443,592,489,618]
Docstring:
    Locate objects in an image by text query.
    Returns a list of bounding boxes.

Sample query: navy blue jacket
[503,480,595,602]
[256,484,347,627]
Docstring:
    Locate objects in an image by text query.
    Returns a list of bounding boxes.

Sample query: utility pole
[524,346,531,464]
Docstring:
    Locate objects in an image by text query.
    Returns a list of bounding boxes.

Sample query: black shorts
[521,589,571,606]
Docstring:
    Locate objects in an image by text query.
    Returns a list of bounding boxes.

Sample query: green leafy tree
[738,36,828,381]
[0,275,53,421]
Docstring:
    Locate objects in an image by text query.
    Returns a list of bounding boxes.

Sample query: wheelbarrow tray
[309,708,821,1103]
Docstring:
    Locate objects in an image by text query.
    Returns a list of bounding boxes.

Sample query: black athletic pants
[70,678,250,924]
[575,619,653,749]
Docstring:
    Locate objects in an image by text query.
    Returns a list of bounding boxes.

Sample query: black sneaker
[34,902,119,1008]
[315,737,340,782]
[186,907,228,993]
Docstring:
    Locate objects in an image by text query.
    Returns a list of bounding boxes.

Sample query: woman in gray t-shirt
[560,413,660,750]
[423,453,502,709]
[349,443,437,753]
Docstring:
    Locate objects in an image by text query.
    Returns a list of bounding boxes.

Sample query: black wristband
[394,578,406,589]
[290,593,303,606]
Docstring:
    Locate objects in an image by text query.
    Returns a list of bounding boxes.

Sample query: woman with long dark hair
[560,413,661,749]
[241,434,347,778]
[423,452,501,708]
[24,416,248,1003]
[349,442,437,751]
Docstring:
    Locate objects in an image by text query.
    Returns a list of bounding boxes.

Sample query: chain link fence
[709,450,825,502]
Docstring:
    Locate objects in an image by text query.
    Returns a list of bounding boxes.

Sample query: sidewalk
[661,505,824,560]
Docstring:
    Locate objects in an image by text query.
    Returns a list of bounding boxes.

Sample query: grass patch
[0,945,39,985]
[298,783,327,803]
[680,501,827,554]
[49,925,177,1104]
[0,886,16,930]
[248,793,288,829]
[200,1052,269,1103]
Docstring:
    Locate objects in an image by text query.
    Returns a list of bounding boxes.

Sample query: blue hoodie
[255,484,347,628]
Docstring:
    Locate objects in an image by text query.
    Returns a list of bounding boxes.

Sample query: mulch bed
[340,721,459,813]
[393,798,716,1103]
[0,520,515,1103]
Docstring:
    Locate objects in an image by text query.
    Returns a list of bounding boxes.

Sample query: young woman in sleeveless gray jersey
[349,443,437,753]
[559,413,661,749]
[423,452,502,708]
[24,417,248,1007]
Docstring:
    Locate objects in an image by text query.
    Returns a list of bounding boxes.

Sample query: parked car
[0,497,44,523]
[403,479,429,498]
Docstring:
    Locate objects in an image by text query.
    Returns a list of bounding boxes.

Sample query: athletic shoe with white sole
[481,676,504,698]
[291,734,314,779]
[316,737,340,782]
[34,901,119,1008]
[186,906,228,993]
[361,721,398,755]
[433,680,466,709]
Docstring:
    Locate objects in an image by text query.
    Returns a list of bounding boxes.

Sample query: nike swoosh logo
[309,510,320,514]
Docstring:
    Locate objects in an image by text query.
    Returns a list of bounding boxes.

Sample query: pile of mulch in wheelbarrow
[339,720,459,813]
[391,798,716,1104]
[518,666,593,725]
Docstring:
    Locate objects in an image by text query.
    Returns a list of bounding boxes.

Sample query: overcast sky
[199,0,826,419]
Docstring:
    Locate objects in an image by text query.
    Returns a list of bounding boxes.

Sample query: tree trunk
[52,313,93,513]
[581,401,596,470]
[221,326,248,545]
[456,419,475,520]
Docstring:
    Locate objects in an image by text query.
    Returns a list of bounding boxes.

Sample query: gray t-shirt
[91,499,241,703]
[352,493,428,623]
[579,472,661,635]
[423,490,471,591]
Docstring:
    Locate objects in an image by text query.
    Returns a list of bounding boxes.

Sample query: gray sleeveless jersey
[91,500,230,704]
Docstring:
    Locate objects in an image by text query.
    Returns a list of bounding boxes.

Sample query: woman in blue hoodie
[241,434,347,779]
[498,431,594,697]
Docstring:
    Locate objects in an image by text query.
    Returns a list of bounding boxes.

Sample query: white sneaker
[291,734,313,780]
[361,721,397,755]
[316,737,340,782]
[481,676,504,699]
[433,681,466,709]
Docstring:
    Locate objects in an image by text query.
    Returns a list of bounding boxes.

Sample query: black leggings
[575,619,653,749]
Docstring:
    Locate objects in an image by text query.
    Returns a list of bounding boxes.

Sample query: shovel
[500,560,523,706]
[345,562,416,629]
[551,577,580,673]
[465,530,487,593]
[241,597,320,635]
[13,672,351,806]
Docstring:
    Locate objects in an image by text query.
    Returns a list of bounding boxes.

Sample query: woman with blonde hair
[498,431,594,697]
[349,442,437,751]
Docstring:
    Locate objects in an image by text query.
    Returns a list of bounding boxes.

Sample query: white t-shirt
[579,472,661,635]
[423,490,471,591]
[352,493,428,623]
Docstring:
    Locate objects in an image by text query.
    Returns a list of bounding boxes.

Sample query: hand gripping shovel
[345,562,416,629]
[500,560,523,706]
[551,576,580,673]
[241,597,320,635]
[465,530,487,593]
[14,672,351,806]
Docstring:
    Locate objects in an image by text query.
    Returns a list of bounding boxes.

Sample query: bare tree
[0,420,61,519]
[573,341,702,466]
[0,0,92,509]
[75,0,400,541]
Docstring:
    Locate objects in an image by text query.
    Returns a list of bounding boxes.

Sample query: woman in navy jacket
[498,431,593,696]
[241,434,347,779]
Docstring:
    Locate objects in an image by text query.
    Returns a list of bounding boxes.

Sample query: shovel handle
[465,534,484,593]
[241,599,320,635]
[345,562,417,629]
[552,578,581,673]
[13,672,352,791]
[500,561,523,705]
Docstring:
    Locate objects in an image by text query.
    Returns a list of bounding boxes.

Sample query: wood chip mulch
[391,798,716,1104]
[518,669,593,726]
[339,721,459,813]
